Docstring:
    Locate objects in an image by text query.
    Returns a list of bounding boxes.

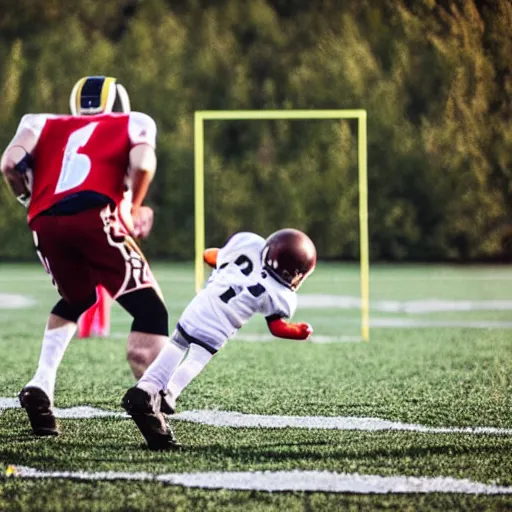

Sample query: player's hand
[296,322,313,340]
[131,206,154,239]
[2,152,33,207]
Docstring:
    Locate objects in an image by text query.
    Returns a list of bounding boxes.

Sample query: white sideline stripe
[2,398,512,435]
[0,398,124,419]
[299,295,512,313]
[309,275,512,282]
[10,466,512,494]
[0,293,36,309]
[175,410,512,435]
[369,318,512,329]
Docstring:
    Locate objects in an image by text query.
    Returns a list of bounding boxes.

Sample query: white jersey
[176,232,297,351]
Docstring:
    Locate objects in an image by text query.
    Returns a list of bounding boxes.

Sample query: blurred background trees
[1,0,511,261]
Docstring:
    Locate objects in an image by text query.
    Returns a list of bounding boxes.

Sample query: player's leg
[116,289,186,450]
[21,220,97,436]
[115,287,174,378]
[83,205,180,449]
[164,342,214,414]
[120,337,186,450]
[24,296,96,399]
[122,322,220,450]
[144,327,216,415]
[83,205,169,377]
[133,328,191,396]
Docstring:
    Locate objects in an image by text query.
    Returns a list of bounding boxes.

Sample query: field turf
[0,262,511,511]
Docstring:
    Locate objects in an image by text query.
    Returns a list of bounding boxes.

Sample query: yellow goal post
[194,109,370,341]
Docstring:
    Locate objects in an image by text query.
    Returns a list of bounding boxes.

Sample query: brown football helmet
[262,228,317,290]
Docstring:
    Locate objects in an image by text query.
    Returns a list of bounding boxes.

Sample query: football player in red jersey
[0,76,176,443]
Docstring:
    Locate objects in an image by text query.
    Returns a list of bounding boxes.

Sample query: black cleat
[19,386,60,436]
[159,390,176,416]
[122,386,181,451]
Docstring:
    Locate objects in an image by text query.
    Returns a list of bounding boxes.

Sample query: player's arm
[204,248,219,268]
[128,144,156,210]
[266,314,313,341]
[127,112,158,238]
[0,119,39,206]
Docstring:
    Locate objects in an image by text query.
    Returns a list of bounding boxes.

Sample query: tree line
[0,0,511,261]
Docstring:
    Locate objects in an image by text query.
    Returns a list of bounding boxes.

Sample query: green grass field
[0,262,511,511]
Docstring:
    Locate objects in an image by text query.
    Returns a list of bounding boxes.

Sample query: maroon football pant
[30,204,159,304]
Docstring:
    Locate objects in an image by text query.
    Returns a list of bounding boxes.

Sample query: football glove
[12,153,34,207]
[267,317,313,340]
[203,248,219,268]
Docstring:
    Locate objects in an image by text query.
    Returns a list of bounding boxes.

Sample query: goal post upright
[194,109,370,341]
[194,111,205,297]
[357,110,370,342]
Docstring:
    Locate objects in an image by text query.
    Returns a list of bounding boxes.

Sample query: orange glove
[204,248,219,268]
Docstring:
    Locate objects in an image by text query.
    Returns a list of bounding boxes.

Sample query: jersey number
[55,122,99,194]
[219,255,265,303]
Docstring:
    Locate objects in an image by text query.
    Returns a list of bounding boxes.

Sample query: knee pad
[51,292,97,322]
[117,288,169,336]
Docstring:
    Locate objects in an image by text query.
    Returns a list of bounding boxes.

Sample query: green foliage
[0,0,510,261]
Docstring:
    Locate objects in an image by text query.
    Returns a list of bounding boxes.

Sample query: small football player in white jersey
[122,228,317,450]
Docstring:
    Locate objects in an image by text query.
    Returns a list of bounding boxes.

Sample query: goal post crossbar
[194,109,370,341]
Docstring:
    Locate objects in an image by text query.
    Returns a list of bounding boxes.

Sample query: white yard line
[369,318,512,329]
[174,410,512,435]
[1,398,511,435]
[309,275,512,282]
[0,294,36,308]
[7,466,512,494]
[299,295,512,313]
[0,398,124,418]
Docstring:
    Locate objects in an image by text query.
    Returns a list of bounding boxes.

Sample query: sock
[137,341,186,396]
[25,322,77,403]
[167,344,213,403]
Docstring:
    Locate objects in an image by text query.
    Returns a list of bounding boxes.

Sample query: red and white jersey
[10,112,156,223]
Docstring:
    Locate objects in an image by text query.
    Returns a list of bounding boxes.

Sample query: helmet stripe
[72,77,87,115]
[70,76,123,115]
[100,77,116,112]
